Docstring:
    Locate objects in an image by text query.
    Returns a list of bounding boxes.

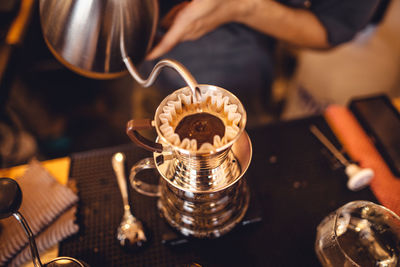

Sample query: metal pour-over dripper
[0,178,86,267]
[127,84,252,238]
[39,0,202,102]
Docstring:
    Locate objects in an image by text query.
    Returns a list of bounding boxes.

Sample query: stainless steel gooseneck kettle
[39,0,201,101]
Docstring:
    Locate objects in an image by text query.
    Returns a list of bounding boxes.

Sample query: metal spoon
[111,152,147,249]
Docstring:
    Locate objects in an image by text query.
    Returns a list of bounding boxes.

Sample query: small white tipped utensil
[310,125,374,191]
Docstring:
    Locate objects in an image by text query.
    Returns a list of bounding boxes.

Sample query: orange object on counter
[325,105,400,216]
[0,157,70,185]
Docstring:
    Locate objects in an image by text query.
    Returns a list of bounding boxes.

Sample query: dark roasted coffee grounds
[174,112,225,147]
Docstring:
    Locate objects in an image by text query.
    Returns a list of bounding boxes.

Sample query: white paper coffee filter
[159,88,241,152]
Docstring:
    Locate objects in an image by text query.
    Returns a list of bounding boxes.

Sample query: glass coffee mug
[315,200,400,267]
[127,85,252,238]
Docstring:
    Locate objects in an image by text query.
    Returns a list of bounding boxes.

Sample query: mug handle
[129,157,161,197]
[126,119,163,153]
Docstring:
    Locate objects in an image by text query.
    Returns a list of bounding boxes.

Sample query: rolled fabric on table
[0,159,79,266]
[325,105,400,215]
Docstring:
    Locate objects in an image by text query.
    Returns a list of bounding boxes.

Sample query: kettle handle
[126,119,163,153]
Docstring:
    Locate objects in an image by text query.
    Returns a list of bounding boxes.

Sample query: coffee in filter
[158,88,242,152]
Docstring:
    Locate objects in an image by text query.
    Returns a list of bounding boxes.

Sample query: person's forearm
[235,0,330,48]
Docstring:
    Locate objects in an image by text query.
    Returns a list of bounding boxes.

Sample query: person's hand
[146,0,253,60]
